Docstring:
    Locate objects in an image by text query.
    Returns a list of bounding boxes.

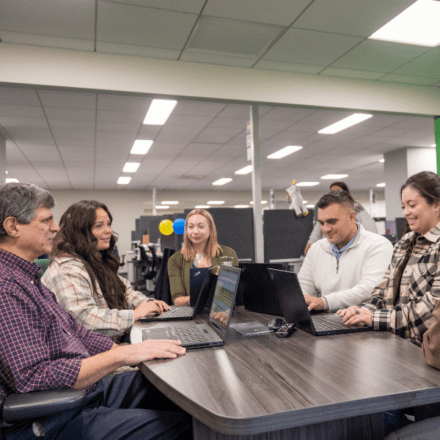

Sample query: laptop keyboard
[156,307,194,319]
[170,326,211,344]
[311,316,347,331]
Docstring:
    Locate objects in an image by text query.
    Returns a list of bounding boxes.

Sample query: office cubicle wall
[184,208,255,261]
[263,210,314,262]
[395,217,408,241]
[133,218,142,242]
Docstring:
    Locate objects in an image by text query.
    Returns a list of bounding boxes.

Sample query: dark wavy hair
[329,181,350,193]
[51,200,127,310]
[401,171,440,206]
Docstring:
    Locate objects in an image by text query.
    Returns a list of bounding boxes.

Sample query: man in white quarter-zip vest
[298,191,393,312]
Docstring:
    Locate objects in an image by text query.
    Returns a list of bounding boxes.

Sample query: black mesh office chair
[0,389,85,440]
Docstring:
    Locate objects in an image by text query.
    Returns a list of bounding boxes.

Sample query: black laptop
[239,263,284,316]
[268,268,372,336]
[142,265,241,349]
[189,267,210,305]
[140,267,218,322]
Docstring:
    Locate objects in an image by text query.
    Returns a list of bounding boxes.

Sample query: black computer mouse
[275,323,296,338]
[268,318,286,331]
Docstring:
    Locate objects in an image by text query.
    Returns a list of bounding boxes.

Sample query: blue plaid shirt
[0,249,113,398]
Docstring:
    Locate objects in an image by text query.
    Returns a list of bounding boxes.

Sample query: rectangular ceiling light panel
[131,140,153,155]
[318,114,373,134]
[143,100,178,125]
[369,0,440,47]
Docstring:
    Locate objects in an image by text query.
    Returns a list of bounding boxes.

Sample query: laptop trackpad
[142,328,171,340]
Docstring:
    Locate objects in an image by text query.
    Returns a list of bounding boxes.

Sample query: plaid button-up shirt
[0,249,113,398]
[41,257,149,341]
[360,223,440,346]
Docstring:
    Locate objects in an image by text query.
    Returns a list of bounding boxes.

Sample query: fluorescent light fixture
[318,114,373,134]
[195,205,210,209]
[6,178,18,183]
[321,174,348,180]
[131,140,153,155]
[379,159,385,163]
[235,205,250,208]
[302,200,308,204]
[306,204,315,209]
[376,183,386,187]
[250,200,268,205]
[235,165,253,175]
[5,171,8,174]
[212,178,232,186]
[156,205,169,209]
[207,201,225,205]
[369,0,440,47]
[296,182,319,187]
[143,99,178,125]
[432,144,437,147]
[123,162,140,173]
[268,146,303,159]
[161,201,179,205]
[117,177,131,185]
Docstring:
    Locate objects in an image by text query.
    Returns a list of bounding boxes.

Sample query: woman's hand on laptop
[133,300,169,321]
[337,306,372,326]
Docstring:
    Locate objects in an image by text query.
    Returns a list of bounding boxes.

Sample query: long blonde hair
[182,209,222,261]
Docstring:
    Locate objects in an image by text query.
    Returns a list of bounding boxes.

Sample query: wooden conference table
[131,308,440,440]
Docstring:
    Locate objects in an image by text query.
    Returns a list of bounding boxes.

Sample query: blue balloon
[173,218,185,235]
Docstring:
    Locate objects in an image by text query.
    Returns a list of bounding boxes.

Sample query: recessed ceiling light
[131,140,153,155]
[235,165,253,175]
[5,178,18,183]
[296,182,320,187]
[156,205,170,209]
[235,205,250,208]
[250,201,268,204]
[267,146,303,159]
[369,0,440,47]
[432,144,437,147]
[123,162,140,173]
[117,177,131,185]
[318,114,373,134]
[212,178,232,186]
[302,200,308,204]
[306,204,315,209]
[5,171,8,174]
[207,201,225,205]
[161,201,179,205]
[376,183,386,187]
[321,174,348,180]
[143,99,178,125]
[195,205,210,209]
[379,159,385,163]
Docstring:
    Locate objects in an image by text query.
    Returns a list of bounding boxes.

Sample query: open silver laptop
[142,266,241,349]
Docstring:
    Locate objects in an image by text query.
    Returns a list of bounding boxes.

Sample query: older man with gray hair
[0,182,190,440]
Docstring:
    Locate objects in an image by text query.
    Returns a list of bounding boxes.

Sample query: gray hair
[0,183,55,241]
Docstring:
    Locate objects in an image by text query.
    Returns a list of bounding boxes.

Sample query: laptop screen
[208,266,240,337]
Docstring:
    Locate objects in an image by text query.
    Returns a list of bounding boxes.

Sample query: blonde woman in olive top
[168,209,238,306]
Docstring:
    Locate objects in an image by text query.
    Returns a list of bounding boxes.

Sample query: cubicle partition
[184,208,255,261]
[263,209,314,262]
[395,217,408,241]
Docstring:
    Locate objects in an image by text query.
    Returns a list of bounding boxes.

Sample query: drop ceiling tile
[0,0,95,38]
[203,0,311,26]
[51,129,95,141]
[0,88,40,105]
[253,60,324,74]
[180,51,256,67]
[97,2,198,49]
[98,95,151,112]
[263,28,363,65]
[331,39,429,73]
[0,105,45,118]
[167,114,214,127]
[0,117,48,129]
[104,0,205,14]
[136,126,162,139]
[96,121,140,133]
[39,90,97,109]
[155,133,197,143]
[45,107,97,121]
[97,42,180,60]
[261,107,316,122]
[173,101,226,117]
[320,67,384,80]
[158,125,201,136]
[292,0,417,38]
[97,110,144,124]
[49,120,96,131]
[393,46,440,78]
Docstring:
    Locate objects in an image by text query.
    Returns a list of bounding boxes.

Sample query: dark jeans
[6,371,191,440]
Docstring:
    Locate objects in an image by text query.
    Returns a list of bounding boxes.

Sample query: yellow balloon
[159,219,174,235]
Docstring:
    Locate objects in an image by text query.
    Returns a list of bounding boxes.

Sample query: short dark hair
[317,191,355,211]
[0,183,55,242]
[401,171,440,206]
[329,181,350,193]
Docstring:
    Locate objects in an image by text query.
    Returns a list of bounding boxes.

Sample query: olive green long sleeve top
[168,245,238,303]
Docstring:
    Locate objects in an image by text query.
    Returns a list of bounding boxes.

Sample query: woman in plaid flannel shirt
[338,171,440,347]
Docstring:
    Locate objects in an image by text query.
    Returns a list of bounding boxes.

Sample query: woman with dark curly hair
[42,200,168,342]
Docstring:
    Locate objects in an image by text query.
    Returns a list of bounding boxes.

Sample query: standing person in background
[168,209,238,306]
[304,181,377,255]
[42,200,169,343]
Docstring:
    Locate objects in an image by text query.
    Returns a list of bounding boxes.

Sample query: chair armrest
[3,389,86,422]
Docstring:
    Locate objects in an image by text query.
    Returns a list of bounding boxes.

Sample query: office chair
[0,389,85,440]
